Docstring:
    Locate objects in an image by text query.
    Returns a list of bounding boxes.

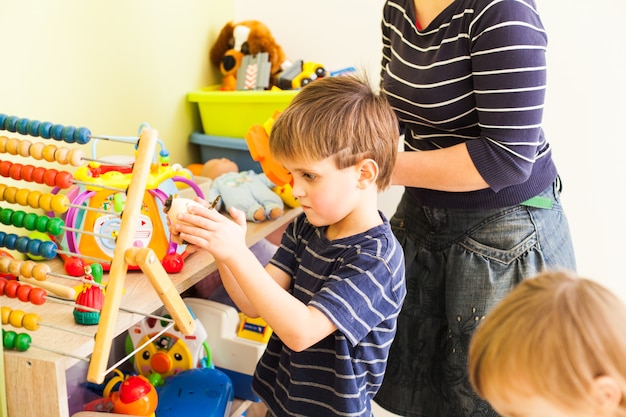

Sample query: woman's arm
[392,143,489,191]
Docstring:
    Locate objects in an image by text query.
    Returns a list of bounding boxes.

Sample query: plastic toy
[155,367,234,417]
[49,131,204,273]
[209,20,288,90]
[125,305,210,386]
[237,313,272,344]
[200,158,284,222]
[276,60,326,90]
[183,298,270,401]
[73,263,105,325]
[109,374,158,416]
[245,111,294,187]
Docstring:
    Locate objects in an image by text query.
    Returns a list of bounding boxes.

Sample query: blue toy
[155,367,234,417]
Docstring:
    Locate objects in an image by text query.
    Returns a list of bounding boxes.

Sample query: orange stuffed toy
[209,20,289,90]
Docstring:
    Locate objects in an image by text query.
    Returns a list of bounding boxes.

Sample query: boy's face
[282,155,363,230]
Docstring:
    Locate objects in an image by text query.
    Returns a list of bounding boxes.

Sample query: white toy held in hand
[164,195,220,244]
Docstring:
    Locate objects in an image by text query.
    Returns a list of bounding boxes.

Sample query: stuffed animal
[209,20,289,90]
[201,158,284,222]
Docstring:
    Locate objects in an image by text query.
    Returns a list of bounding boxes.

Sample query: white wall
[235,0,626,298]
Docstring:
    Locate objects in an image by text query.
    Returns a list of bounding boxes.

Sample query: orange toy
[110,375,158,416]
[245,110,292,187]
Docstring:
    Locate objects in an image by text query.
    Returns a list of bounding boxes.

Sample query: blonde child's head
[269,74,399,190]
[469,270,626,417]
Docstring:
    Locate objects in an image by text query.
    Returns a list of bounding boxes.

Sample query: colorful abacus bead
[1,306,38,330]
[2,329,31,352]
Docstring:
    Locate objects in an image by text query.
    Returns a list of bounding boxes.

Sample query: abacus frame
[0,117,195,385]
[86,126,194,384]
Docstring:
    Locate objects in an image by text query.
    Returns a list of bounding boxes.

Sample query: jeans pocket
[458,207,539,266]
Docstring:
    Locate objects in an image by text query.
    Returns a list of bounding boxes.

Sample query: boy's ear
[591,375,622,415]
[357,159,379,188]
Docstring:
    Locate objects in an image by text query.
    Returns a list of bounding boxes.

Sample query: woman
[373,1,577,416]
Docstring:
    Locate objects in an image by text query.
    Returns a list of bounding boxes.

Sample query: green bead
[35,215,49,233]
[46,217,64,236]
[14,333,31,351]
[11,210,25,228]
[0,208,13,225]
[3,329,16,350]
[23,213,38,230]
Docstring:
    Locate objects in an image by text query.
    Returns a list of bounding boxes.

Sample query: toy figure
[209,20,290,90]
[201,158,284,222]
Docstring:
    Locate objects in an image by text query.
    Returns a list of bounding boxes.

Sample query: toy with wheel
[50,129,204,274]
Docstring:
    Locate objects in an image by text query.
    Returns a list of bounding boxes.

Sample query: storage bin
[187,85,298,138]
[189,132,261,173]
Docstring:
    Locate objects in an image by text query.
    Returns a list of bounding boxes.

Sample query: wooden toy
[0,115,196,385]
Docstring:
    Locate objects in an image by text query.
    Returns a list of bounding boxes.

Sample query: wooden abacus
[0,114,195,384]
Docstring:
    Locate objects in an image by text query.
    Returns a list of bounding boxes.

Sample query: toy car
[276,60,326,90]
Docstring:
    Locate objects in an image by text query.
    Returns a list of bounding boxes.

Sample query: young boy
[171,75,406,417]
[469,270,626,417]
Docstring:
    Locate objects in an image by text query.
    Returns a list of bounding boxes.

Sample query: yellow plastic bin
[187,86,299,138]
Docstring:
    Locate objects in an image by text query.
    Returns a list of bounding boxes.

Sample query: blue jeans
[374,179,576,417]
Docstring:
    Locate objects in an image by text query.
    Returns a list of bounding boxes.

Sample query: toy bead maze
[0,114,195,384]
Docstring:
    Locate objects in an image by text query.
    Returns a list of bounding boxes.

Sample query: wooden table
[1,207,299,417]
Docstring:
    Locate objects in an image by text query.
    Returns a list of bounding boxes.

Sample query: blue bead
[51,124,64,141]
[4,233,17,250]
[74,127,91,145]
[5,116,18,132]
[27,120,41,137]
[15,236,30,254]
[27,238,42,257]
[39,240,58,259]
[38,122,53,139]
[0,114,7,130]
[16,119,29,135]
[61,126,76,144]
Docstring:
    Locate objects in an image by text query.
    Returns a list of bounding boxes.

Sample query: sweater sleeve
[465,0,549,192]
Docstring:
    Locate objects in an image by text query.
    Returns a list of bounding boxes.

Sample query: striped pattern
[382,0,558,209]
[253,213,406,417]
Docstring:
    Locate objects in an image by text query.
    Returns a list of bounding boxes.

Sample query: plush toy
[201,158,284,222]
[209,20,289,90]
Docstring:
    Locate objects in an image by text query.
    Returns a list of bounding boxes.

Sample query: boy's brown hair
[269,74,399,190]
[469,270,626,416]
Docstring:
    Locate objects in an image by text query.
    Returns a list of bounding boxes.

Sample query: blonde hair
[269,74,399,190]
[469,270,626,415]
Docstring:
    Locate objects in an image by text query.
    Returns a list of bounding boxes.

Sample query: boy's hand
[172,200,248,262]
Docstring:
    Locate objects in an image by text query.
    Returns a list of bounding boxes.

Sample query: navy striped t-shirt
[252,212,406,417]
[382,0,558,209]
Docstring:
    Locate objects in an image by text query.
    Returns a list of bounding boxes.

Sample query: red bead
[55,171,74,189]
[0,161,11,177]
[8,163,23,181]
[43,169,59,187]
[20,164,35,182]
[29,287,46,305]
[3,280,20,298]
[16,283,32,302]
[31,167,46,184]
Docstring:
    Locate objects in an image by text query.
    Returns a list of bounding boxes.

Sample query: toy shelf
[1,202,301,417]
